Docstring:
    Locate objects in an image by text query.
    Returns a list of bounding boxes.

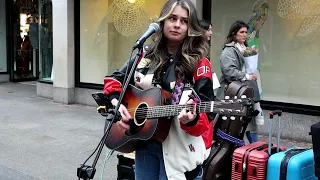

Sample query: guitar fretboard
[145,101,215,118]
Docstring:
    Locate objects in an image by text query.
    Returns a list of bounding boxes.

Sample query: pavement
[0,82,117,180]
[0,82,313,180]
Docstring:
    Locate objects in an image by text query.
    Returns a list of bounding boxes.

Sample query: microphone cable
[100,148,114,180]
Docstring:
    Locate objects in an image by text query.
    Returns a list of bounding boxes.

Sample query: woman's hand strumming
[111,99,132,131]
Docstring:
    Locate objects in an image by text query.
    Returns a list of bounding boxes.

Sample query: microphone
[133,23,160,50]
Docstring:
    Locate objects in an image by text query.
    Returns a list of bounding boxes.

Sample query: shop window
[79,0,167,84]
[0,0,7,73]
[7,0,52,81]
[38,0,53,81]
[210,0,320,106]
[10,0,39,80]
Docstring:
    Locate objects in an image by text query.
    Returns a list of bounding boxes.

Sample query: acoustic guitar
[101,84,251,153]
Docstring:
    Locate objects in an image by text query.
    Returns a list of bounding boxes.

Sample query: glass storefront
[7,0,52,82]
[0,0,7,73]
[38,0,53,81]
[10,0,39,80]
[78,0,320,107]
[79,0,167,84]
[210,0,320,106]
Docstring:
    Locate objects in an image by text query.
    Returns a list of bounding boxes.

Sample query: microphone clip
[132,38,146,50]
[104,107,122,122]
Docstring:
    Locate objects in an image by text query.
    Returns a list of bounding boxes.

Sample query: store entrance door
[8,0,39,82]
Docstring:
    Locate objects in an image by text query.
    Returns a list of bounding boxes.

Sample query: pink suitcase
[231,110,286,180]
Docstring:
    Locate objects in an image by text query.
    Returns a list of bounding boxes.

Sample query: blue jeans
[246,131,259,143]
[194,168,203,180]
[135,141,203,180]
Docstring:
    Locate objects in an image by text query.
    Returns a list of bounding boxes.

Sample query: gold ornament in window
[297,16,320,36]
[277,0,320,37]
[107,0,149,36]
[277,0,304,19]
[290,0,320,16]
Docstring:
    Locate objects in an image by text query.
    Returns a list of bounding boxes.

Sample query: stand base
[77,165,96,180]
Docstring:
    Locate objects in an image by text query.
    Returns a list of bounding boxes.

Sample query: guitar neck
[146,101,216,119]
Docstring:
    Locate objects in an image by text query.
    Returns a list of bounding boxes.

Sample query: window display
[38,0,53,81]
[79,0,167,84]
[210,0,320,105]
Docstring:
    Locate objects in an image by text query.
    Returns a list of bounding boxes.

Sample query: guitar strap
[171,78,185,105]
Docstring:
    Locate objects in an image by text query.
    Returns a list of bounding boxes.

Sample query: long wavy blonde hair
[146,0,208,82]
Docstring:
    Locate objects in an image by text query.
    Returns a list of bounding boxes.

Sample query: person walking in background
[21,35,32,78]
[199,19,221,95]
[199,19,212,59]
[103,0,215,179]
[216,20,263,143]
[200,19,212,42]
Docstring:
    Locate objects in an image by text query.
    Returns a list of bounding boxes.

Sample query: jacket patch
[188,144,195,152]
[197,66,211,77]
[194,58,212,81]
[184,82,191,88]
[136,58,152,75]
[136,76,141,82]
[170,81,176,90]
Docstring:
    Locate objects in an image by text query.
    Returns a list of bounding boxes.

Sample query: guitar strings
[125,103,209,113]
[128,106,241,119]
[124,101,234,112]
[123,101,242,118]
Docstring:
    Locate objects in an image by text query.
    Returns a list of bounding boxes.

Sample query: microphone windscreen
[149,23,160,32]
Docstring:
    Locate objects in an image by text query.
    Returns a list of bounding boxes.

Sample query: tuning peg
[236,110,241,113]
[228,100,234,103]
[225,96,230,100]
[219,109,225,113]
[222,116,227,120]
[227,109,232,113]
[234,96,238,99]
[230,116,235,120]
[241,95,247,99]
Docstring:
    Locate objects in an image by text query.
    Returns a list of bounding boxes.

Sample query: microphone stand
[77,44,145,180]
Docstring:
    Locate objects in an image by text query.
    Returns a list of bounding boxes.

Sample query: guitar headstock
[213,95,253,116]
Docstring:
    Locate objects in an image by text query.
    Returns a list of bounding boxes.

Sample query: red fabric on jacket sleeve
[103,78,122,95]
[180,113,209,136]
[180,57,214,138]
[202,120,214,149]
[194,57,212,81]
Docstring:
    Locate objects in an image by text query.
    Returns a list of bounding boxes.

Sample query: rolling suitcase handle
[268,110,282,155]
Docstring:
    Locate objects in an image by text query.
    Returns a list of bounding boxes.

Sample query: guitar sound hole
[134,102,148,126]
